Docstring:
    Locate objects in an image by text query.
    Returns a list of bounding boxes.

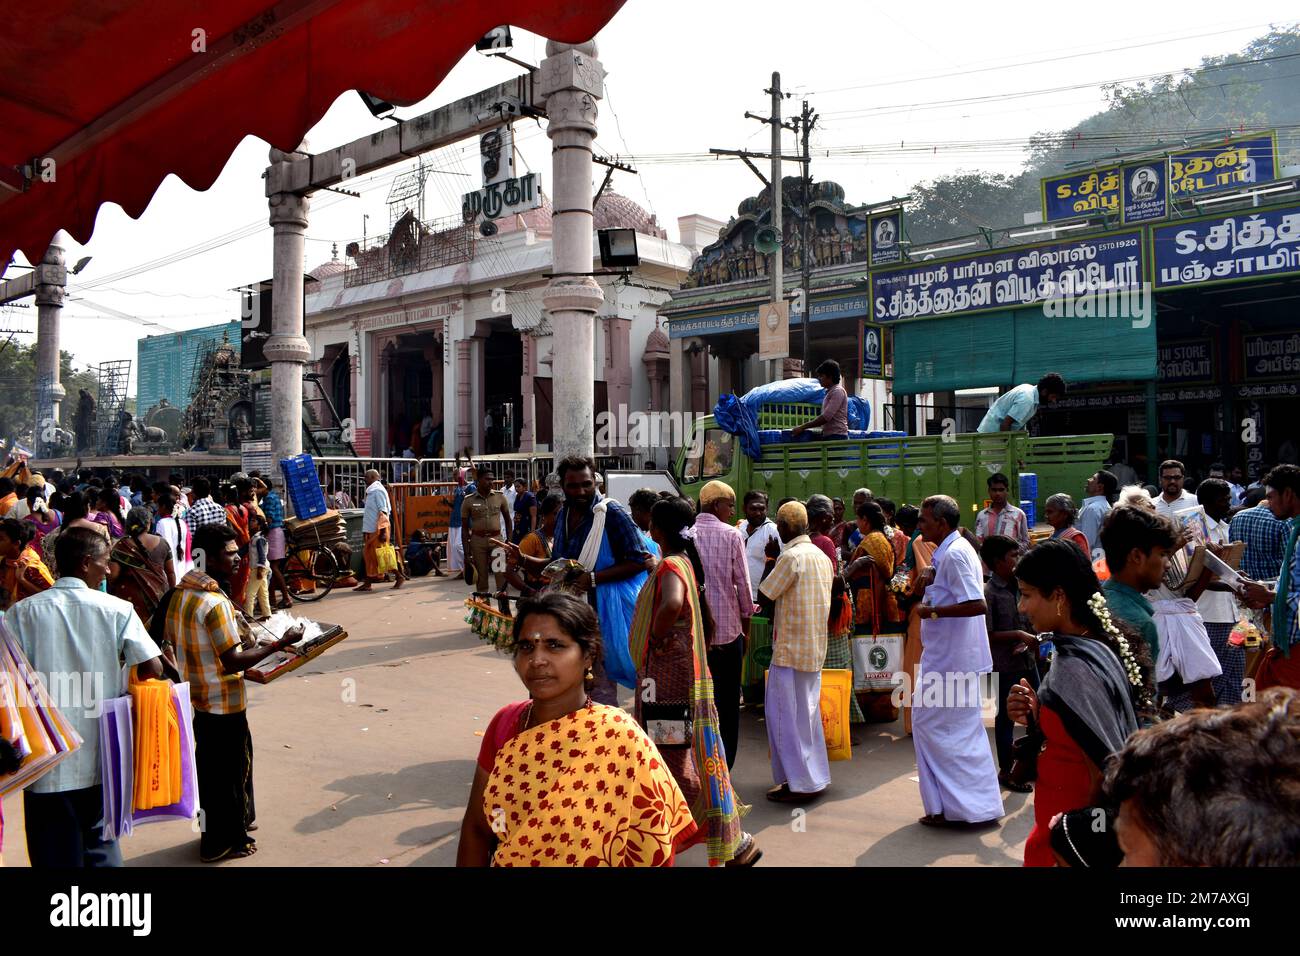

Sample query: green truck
[674,402,1113,529]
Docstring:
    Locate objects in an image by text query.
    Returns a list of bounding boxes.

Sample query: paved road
[2,574,1030,867]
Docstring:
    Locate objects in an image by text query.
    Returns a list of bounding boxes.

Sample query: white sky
[5,1,1297,393]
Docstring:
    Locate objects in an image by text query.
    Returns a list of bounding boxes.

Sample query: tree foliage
[0,338,99,445]
[904,25,1300,245]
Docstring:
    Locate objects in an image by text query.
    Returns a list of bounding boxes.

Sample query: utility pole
[794,100,818,375]
[710,74,801,384]
[767,74,784,384]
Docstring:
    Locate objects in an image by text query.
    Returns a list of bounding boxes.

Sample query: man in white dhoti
[758,501,833,802]
[912,495,1004,828]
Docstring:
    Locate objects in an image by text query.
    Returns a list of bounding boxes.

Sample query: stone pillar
[266,145,311,481]
[519,334,536,451]
[688,340,709,414]
[540,40,605,461]
[34,232,68,456]
[669,336,685,415]
[456,339,473,453]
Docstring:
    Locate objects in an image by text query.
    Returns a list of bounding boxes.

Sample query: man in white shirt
[912,495,1003,827]
[1154,459,1198,517]
[975,473,1030,549]
[736,490,781,602]
[976,373,1066,433]
[1196,479,1244,705]
[5,527,164,867]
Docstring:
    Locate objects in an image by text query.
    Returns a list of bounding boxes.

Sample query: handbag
[375,543,398,575]
[1009,710,1045,786]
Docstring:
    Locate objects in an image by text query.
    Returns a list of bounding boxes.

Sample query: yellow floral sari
[1,545,54,610]
[482,702,697,867]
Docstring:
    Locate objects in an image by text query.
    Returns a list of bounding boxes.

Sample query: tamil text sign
[1168,134,1277,199]
[1243,331,1300,381]
[1153,205,1300,290]
[871,232,1144,322]
[462,172,541,222]
[1042,167,1120,222]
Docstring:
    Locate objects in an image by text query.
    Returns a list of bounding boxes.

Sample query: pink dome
[593,191,667,238]
[643,326,669,355]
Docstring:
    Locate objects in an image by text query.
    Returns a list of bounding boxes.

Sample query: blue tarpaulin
[713,378,875,459]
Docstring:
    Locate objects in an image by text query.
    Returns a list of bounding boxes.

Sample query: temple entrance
[384,330,443,457]
[482,320,523,453]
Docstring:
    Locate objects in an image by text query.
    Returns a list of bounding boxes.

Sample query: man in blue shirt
[977,373,1067,433]
[1077,469,1117,553]
[506,456,651,704]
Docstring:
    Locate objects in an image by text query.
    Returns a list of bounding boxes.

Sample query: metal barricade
[313,456,412,509]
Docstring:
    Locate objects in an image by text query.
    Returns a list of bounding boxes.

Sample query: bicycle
[283,525,348,602]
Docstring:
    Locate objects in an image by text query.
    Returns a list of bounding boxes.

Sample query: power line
[806,19,1300,96]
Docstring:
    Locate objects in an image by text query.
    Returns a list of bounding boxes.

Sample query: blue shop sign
[1153,204,1300,290]
[871,232,1144,322]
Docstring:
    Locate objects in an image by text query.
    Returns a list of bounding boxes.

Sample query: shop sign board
[870,231,1144,322]
[1153,204,1300,290]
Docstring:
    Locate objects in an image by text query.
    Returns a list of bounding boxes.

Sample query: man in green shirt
[1099,505,1178,660]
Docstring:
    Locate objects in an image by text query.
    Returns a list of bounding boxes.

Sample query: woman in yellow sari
[845,500,903,634]
[0,518,54,610]
[457,592,696,867]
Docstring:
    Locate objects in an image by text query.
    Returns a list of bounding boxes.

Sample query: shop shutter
[891,307,1157,394]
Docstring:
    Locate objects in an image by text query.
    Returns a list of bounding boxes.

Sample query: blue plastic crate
[279,455,327,519]
[1018,472,1038,502]
[1020,499,1036,526]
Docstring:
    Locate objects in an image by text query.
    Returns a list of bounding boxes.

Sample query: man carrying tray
[159,524,302,863]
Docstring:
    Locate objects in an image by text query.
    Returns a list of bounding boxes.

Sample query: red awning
[0,0,625,271]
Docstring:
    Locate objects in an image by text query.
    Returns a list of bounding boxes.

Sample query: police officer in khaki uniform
[461,465,511,593]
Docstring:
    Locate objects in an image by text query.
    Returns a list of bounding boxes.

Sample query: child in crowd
[980,534,1040,792]
[245,512,272,620]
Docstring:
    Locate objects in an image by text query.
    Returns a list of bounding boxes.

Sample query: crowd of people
[3,449,1298,869]
[458,453,1300,867]
[1,465,308,865]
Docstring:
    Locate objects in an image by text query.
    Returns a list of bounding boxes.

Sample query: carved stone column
[539,40,605,460]
[266,144,312,478]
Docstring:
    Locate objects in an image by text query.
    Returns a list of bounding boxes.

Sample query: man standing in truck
[790,360,850,441]
[976,373,1067,434]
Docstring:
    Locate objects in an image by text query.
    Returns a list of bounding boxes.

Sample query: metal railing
[311,453,643,511]
[342,213,475,288]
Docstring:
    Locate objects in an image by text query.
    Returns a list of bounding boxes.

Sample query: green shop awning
[892,307,1157,395]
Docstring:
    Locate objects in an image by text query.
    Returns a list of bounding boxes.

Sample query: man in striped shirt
[693,480,753,769]
[161,523,301,862]
[975,473,1030,549]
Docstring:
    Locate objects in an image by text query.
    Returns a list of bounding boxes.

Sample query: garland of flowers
[1087,591,1142,688]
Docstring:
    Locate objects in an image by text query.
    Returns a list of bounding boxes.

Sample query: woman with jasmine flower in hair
[1007,540,1155,867]
[627,497,761,866]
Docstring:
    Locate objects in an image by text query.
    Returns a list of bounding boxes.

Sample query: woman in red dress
[1007,540,1154,867]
